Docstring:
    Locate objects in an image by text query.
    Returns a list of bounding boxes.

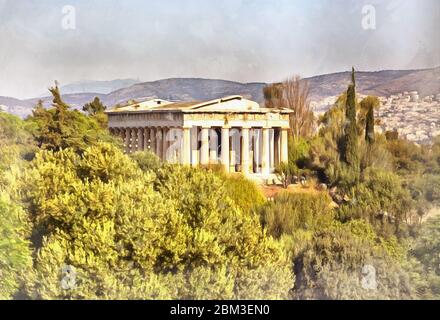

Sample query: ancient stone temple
[106,95,291,177]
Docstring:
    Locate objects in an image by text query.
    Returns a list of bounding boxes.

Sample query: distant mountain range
[58,79,140,95]
[1,67,439,118]
[307,67,440,100]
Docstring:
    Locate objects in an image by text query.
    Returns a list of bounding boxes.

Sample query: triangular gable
[188,95,260,112]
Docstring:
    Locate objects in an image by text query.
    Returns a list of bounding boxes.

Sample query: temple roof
[106,95,292,114]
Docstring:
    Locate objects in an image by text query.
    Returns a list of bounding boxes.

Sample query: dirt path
[260,183,324,199]
[422,206,440,223]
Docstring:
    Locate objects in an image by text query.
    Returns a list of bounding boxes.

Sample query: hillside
[59,79,140,95]
[1,67,438,118]
[307,67,440,100]
[104,78,266,106]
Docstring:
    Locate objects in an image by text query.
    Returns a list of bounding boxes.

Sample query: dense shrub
[21,144,292,299]
[0,193,33,299]
[260,192,334,239]
[411,216,440,299]
[1,84,439,300]
[26,86,117,154]
[0,112,36,173]
[288,136,310,174]
[337,168,414,236]
[218,173,266,213]
[130,150,162,173]
[292,220,415,300]
[385,139,427,174]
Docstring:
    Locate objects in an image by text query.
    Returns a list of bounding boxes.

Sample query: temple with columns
[106,95,291,177]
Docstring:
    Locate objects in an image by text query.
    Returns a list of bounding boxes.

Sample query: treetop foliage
[1,79,439,300]
[28,85,116,153]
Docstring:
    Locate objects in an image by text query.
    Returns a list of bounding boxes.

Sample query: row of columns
[110,127,181,162]
[196,126,288,175]
[110,126,289,175]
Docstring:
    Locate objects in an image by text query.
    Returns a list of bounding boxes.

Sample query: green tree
[337,168,414,237]
[130,150,162,173]
[0,110,35,299]
[412,216,440,299]
[341,68,360,177]
[0,193,33,299]
[361,96,379,145]
[82,97,108,128]
[275,136,311,188]
[217,172,266,213]
[260,192,334,239]
[0,111,36,171]
[292,220,415,300]
[82,97,106,116]
[23,144,292,299]
[274,162,291,189]
[28,85,116,153]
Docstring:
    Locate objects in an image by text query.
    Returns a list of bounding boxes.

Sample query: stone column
[182,126,191,165]
[230,128,239,171]
[130,128,137,153]
[281,128,289,163]
[124,128,130,153]
[150,128,156,155]
[175,128,182,163]
[200,127,210,165]
[156,127,163,159]
[270,129,275,171]
[191,127,199,167]
[252,129,260,174]
[241,127,250,174]
[209,128,218,164]
[221,126,230,172]
[162,127,168,161]
[143,128,149,152]
[274,129,280,166]
[249,129,254,174]
[262,127,270,175]
[137,127,144,151]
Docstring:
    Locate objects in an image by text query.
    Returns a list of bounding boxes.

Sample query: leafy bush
[385,138,428,174]
[22,144,292,299]
[217,173,266,213]
[359,135,394,172]
[260,192,334,239]
[0,112,36,170]
[337,168,414,236]
[292,220,415,300]
[130,150,162,174]
[411,216,440,299]
[408,174,440,207]
[288,136,310,174]
[26,86,117,154]
[0,193,33,299]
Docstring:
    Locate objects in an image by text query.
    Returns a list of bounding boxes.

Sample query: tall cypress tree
[365,105,375,144]
[342,67,360,173]
[360,96,379,145]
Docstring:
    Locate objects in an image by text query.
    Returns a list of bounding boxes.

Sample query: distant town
[313,90,440,145]
[376,91,440,144]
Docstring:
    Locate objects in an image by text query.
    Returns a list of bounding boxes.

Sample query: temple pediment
[107,95,291,114]
[187,95,260,112]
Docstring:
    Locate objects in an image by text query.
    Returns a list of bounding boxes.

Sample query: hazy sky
[0,0,439,98]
